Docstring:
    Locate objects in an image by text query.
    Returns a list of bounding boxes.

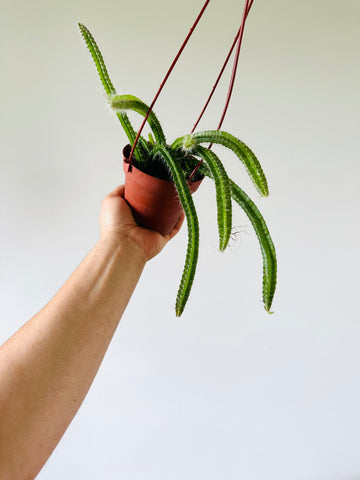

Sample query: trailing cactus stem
[230,181,277,312]
[78,23,148,163]
[78,23,116,96]
[172,131,268,197]
[110,94,166,145]
[188,159,276,313]
[155,145,199,316]
[192,146,232,251]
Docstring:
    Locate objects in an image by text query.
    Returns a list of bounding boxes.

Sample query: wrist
[98,231,148,266]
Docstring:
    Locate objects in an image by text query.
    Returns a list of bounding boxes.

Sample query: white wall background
[1,0,359,478]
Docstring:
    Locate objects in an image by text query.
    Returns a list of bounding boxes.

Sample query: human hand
[99,185,184,261]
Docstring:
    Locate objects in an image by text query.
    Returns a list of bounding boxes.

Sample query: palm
[100,186,183,261]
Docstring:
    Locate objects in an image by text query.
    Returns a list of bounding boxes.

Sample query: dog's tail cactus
[78,20,277,316]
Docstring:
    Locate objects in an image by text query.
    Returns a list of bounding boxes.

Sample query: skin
[0,185,184,480]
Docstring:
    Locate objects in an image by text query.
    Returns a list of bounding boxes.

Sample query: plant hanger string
[188,0,254,182]
[191,0,254,134]
[216,0,252,131]
[128,0,212,163]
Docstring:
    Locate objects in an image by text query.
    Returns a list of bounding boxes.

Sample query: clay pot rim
[122,144,204,185]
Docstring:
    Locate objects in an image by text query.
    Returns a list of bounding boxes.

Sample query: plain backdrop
[1,0,360,478]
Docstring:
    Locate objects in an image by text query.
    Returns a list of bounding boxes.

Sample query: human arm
[0,185,183,480]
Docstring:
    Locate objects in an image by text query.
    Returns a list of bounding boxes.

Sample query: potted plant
[78,0,277,317]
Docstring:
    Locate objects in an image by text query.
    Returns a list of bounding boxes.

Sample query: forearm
[0,235,146,479]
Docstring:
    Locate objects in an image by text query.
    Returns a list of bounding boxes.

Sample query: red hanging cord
[128,0,212,163]
[187,0,253,182]
[191,0,254,134]
[216,0,252,131]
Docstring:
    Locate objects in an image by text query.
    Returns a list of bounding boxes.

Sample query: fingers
[108,184,125,198]
[104,184,185,244]
[165,213,185,241]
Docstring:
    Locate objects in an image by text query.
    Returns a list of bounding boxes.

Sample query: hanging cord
[128,0,212,163]
[216,0,252,132]
[191,0,254,135]
[187,0,254,182]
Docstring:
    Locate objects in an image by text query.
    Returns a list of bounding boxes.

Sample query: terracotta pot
[123,145,202,235]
